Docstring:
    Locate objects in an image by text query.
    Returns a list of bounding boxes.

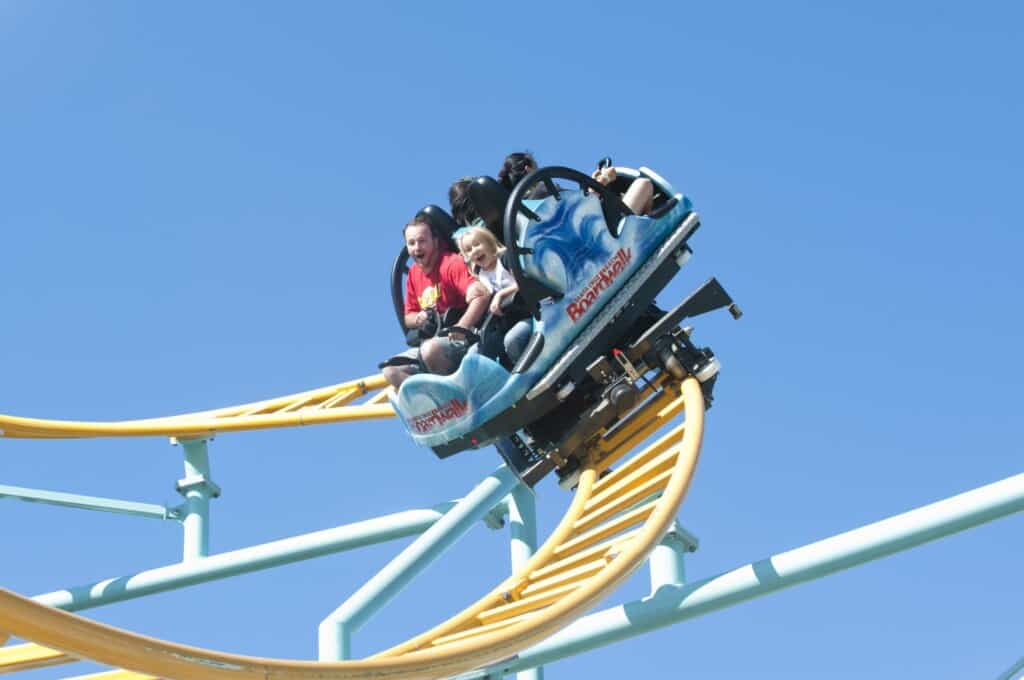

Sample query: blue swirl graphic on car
[524,195,613,291]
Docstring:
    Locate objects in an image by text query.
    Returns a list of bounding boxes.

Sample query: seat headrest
[415,205,460,247]
[468,177,510,245]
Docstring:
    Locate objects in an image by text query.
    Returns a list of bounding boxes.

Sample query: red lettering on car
[410,398,469,433]
[567,248,633,322]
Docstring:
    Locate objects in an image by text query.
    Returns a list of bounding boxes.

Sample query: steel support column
[175,437,219,561]
[318,465,521,661]
[507,484,543,680]
[648,522,698,593]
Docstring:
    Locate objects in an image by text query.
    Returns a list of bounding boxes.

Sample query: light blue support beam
[508,484,538,572]
[507,484,543,680]
[996,655,1024,680]
[648,522,698,593]
[175,437,220,560]
[318,465,521,661]
[0,484,178,520]
[32,503,456,612]
[468,472,1024,678]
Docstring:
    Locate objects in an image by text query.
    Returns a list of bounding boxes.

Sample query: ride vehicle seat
[467,176,509,246]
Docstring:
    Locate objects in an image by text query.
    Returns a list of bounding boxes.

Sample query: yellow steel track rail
[0,377,705,679]
[66,672,157,680]
[0,641,74,673]
[0,375,393,439]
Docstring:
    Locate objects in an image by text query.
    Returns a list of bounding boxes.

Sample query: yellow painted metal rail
[0,375,394,439]
[0,377,705,679]
[0,642,73,673]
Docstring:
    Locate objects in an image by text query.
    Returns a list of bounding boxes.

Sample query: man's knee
[382,365,402,388]
[383,364,413,389]
[419,339,447,373]
[420,338,463,375]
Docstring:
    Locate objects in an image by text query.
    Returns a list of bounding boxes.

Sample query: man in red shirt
[382,219,490,389]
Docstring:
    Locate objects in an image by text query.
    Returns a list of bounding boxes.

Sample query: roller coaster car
[389,166,740,486]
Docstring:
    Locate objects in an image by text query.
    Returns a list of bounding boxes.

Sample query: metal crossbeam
[0,484,176,521]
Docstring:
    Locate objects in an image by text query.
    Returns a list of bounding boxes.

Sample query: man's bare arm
[457,281,491,330]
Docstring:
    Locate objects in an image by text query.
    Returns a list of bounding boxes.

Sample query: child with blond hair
[457,226,532,365]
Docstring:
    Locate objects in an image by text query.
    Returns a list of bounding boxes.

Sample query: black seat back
[468,177,510,245]
[415,204,460,252]
[390,246,411,336]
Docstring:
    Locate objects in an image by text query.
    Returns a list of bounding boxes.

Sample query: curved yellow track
[0,375,394,439]
[0,377,705,679]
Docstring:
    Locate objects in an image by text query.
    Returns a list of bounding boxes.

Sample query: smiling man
[381,219,490,389]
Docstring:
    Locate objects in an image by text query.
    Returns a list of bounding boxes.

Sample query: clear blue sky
[2,2,1022,678]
